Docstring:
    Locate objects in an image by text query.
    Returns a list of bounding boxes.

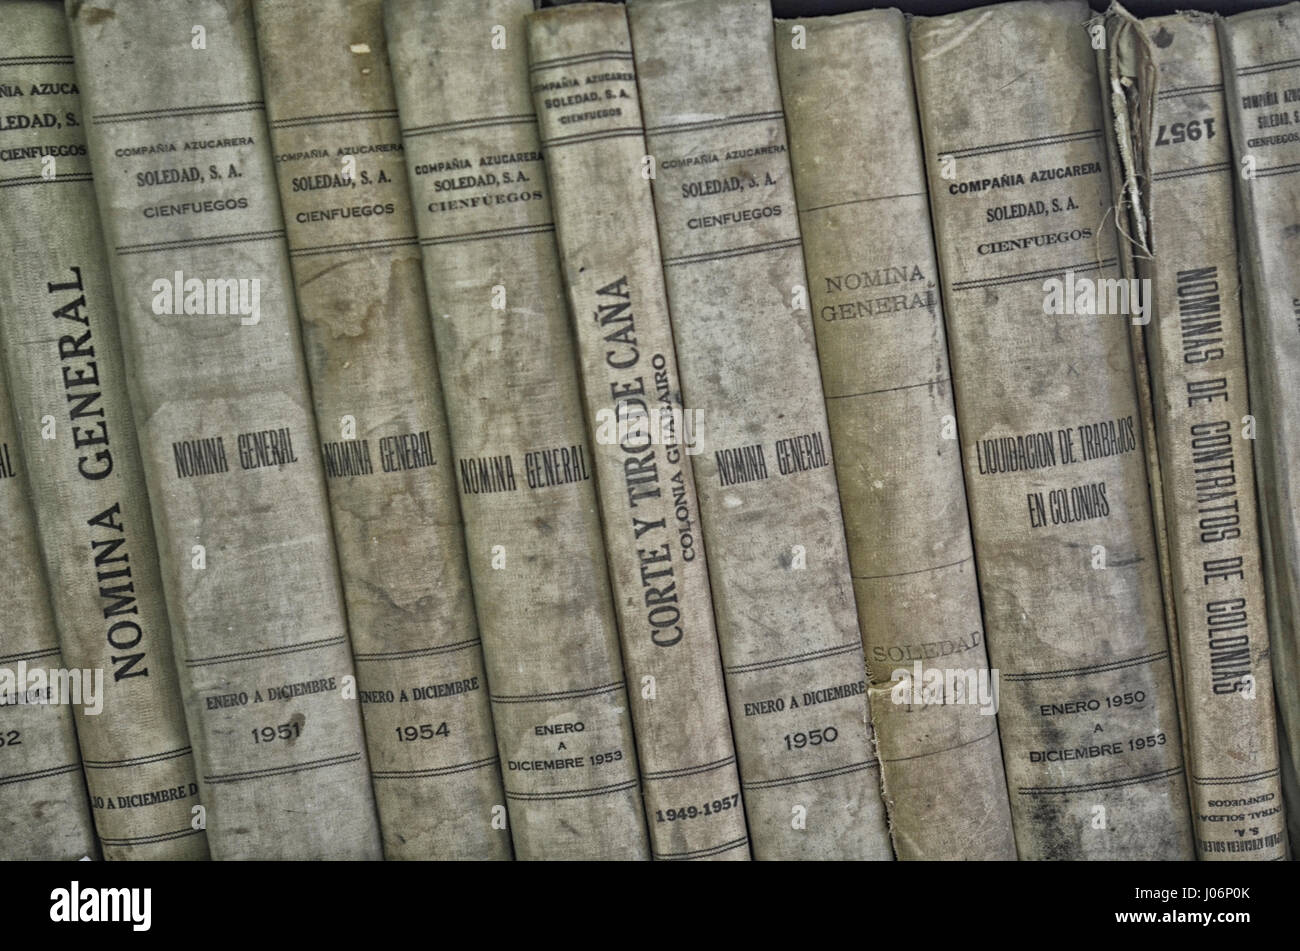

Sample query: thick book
[66,0,382,859]
[621,0,892,860]
[0,0,206,860]
[524,1,749,862]
[254,0,509,861]
[387,0,649,860]
[775,7,1016,861]
[1104,5,1286,860]
[911,0,1194,859]
[0,366,98,861]
[1218,0,1300,854]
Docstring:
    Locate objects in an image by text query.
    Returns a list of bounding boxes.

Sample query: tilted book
[387,0,649,860]
[524,0,749,861]
[0,0,206,860]
[254,0,509,861]
[911,0,1194,859]
[1218,0,1300,854]
[0,364,98,860]
[776,7,1016,861]
[66,0,381,859]
[622,0,892,859]
[1104,4,1286,860]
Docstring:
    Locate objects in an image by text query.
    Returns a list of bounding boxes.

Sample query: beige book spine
[387,0,648,860]
[254,0,509,861]
[0,368,98,861]
[0,0,205,860]
[1105,6,1286,860]
[911,0,1194,860]
[521,1,748,862]
[620,0,891,860]
[1218,0,1300,855]
[775,8,1016,861]
[67,0,382,859]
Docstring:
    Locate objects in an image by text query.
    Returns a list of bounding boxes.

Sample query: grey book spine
[254,0,509,861]
[387,0,648,860]
[0,365,98,861]
[622,0,893,860]
[1218,0,1300,855]
[67,0,382,859]
[775,7,1017,861]
[0,0,206,860]
[911,0,1194,860]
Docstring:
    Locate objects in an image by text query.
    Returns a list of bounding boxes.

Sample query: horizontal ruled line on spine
[203,751,363,785]
[99,827,205,848]
[0,173,94,189]
[82,746,194,770]
[938,128,1101,160]
[828,376,950,401]
[1002,650,1169,683]
[798,191,927,214]
[528,50,633,72]
[1018,765,1184,796]
[401,113,536,137]
[269,109,398,129]
[539,127,644,149]
[641,754,737,782]
[185,635,346,668]
[1156,83,1224,99]
[0,762,82,788]
[1237,57,1300,76]
[1191,767,1282,786]
[949,257,1116,292]
[0,55,74,65]
[0,646,62,664]
[662,236,802,268]
[725,640,862,675]
[490,680,624,704]
[644,110,784,136]
[371,755,499,780]
[92,100,265,124]
[742,759,878,791]
[878,727,999,766]
[289,235,418,258]
[352,637,482,662]
[852,555,972,582]
[1151,162,1231,182]
[654,834,750,861]
[505,778,640,802]
[419,222,554,246]
[1254,162,1300,179]
[115,229,285,256]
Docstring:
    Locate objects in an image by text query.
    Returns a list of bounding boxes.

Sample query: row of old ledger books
[0,0,1297,861]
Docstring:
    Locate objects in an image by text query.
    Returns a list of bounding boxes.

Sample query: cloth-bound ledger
[0,365,98,861]
[621,0,892,860]
[0,0,205,860]
[387,0,649,860]
[255,0,509,861]
[776,7,1016,861]
[1104,4,1286,860]
[525,0,750,862]
[66,0,382,859]
[1218,0,1300,855]
[911,0,1194,860]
